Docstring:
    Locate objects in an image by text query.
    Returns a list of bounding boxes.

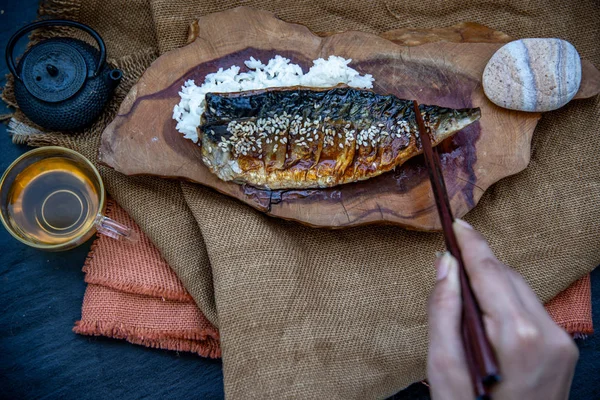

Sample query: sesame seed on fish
[200,87,480,189]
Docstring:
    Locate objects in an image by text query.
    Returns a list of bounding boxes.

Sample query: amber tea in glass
[0,147,137,251]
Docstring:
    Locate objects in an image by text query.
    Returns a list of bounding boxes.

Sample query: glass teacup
[0,146,137,251]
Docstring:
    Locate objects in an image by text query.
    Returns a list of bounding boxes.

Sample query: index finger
[452,219,525,321]
[427,253,474,400]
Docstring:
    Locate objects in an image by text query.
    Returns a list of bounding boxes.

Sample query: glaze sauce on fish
[199,87,480,189]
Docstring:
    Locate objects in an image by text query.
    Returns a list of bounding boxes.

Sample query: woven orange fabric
[73,200,220,358]
[74,200,591,357]
[545,274,593,337]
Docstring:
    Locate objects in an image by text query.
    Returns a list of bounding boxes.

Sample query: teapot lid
[21,41,87,103]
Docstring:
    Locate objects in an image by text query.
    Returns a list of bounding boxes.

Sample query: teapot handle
[5,19,107,81]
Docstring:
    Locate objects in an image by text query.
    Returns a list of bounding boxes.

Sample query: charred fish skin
[199,87,480,190]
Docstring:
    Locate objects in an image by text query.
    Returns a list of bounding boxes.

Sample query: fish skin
[199,87,480,190]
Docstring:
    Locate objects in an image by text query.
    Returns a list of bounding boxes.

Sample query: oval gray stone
[483,38,581,112]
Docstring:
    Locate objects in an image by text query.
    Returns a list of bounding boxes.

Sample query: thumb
[427,252,473,399]
[428,252,462,338]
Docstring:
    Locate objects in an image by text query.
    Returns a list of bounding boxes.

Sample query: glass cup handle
[94,214,139,242]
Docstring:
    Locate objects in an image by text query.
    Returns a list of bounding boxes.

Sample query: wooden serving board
[99,7,600,230]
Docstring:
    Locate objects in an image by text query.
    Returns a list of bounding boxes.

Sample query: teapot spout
[107,68,123,89]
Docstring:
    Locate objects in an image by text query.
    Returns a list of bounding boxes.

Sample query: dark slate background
[0,1,598,399]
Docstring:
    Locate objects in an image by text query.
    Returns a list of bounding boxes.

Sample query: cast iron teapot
[6,19,122,131]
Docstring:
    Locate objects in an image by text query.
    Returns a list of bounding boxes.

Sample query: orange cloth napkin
[74,200,592,356]
[73,200,220,358]
[545,274,593,338]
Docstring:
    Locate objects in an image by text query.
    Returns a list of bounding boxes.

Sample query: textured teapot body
[13,38,121,131]
[6,20,122,132]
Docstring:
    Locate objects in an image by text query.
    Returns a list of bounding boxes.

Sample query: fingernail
[445,257,460,292]
[454,218,473,230]
[436,252,452,280]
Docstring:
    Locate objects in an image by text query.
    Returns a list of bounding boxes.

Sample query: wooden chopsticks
[412,101,500,399]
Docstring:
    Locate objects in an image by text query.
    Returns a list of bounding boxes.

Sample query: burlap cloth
[72,200,592,359]
[3,0,599,398]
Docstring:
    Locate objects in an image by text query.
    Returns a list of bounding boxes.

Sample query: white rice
[172,55,374,143]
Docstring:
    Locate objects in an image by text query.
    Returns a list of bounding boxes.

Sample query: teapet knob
[6,19,123,131]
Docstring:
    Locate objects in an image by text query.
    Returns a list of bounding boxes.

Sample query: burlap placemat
[3,0,599,398]
[72,200,592,358]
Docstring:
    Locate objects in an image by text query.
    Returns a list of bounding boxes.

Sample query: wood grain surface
[99,7,600,230]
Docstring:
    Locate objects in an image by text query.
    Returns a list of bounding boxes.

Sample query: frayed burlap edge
[82,274,195,303]
[73,320,221,358]
[39,0,81,21]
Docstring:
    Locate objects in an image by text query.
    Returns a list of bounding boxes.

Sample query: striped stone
[483,39,581,112]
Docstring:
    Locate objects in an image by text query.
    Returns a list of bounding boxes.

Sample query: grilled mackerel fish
[199,87,480,189]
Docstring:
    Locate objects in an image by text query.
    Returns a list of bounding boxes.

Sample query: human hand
[427,219,579,400]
